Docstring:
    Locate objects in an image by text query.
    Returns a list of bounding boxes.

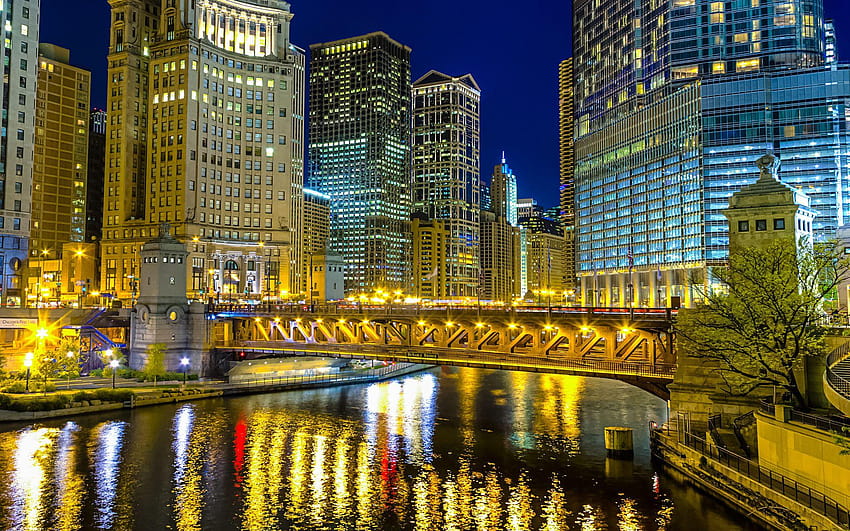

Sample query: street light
[75,250,85,308]
[23,352,33,392]
[110,359,120,389]
[180,357,190,385]
[66,350,76,389]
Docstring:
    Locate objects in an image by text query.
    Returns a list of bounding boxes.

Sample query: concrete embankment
[652,430,846,530]
[0,364,431,423]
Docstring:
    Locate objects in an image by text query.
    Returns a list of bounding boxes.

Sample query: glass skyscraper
[308,32,412,293]
[573,0,841,307]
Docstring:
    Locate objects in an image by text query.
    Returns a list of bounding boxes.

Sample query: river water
[0,367,758,530]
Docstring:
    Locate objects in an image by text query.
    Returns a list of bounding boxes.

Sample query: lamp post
[23,352,33,392]
[110,359,119,389]
[66,350,75,389]
[180,357,190,386]
[75,250,85,308]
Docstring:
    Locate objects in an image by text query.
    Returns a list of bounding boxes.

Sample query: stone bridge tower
[129,224,211,374]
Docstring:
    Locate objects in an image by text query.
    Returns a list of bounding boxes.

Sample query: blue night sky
[40,1,848,208]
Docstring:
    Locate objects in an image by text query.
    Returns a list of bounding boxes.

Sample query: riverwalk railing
[671,430,850,527]
[758,400,850,437]
[226,362,422,390]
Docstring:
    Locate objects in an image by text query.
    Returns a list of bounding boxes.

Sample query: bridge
[209,304,678,399]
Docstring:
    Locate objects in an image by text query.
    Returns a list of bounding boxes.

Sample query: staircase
[825,342,850,417]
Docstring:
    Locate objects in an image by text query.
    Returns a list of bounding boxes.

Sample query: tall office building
[825,20,838,65]
[86,109,107,244]
[0,0,39,306]
[573,0,834,307]
[520,215,567,304]
[411,214,448,300]
[303,187,330,296]
[479,210,521,302]
[103,0,306,302]
[559,58,576,290]
[33,45,90,257]
[412,71,481,298]
[308,32,412,294]
[490,156,518,226]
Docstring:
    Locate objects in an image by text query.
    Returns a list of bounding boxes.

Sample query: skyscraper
[308,32,412,293]
[559,58,576,290]
[573,0,836,307]
[412,71,481,298]
[0,0,39,306]
[33,45,90,257]
[103,0,306,302]
[490,156,518,227]
[86,109,107,245]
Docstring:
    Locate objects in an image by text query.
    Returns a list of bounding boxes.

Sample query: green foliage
[33,348,61,383]
[838,428,850,456]
[1,381,27,394]
[676,238,849,409]
[98,349,126,377]
[54,338,84,381]
[144,344,167,384]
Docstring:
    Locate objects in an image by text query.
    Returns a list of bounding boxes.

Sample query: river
[0,367,759,530]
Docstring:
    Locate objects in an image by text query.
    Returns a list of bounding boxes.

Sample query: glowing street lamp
[110,359,120,389]
[66,350,76,389]
[23,352,33,392]
[180,357,190,385]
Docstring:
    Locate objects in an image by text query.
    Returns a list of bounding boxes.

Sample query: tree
[33,348,61,391]
[55,338,84,388]
[676,238,849,410]
[98,349,125,377]
[144,344,167,386]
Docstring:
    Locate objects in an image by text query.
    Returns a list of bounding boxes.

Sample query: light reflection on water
[0,368,755,530]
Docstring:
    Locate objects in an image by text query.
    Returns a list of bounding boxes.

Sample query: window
[773,218,785,230]
[738,220,749,232]
[755,219,767,231]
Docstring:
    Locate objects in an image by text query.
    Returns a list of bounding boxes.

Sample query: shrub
[0,394,11,409]
[71,390,93,402]
[90,369,103,377]
[93,389,134,402]
[1,382,28,394]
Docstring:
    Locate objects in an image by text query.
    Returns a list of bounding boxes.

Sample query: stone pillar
[129,225,213,376]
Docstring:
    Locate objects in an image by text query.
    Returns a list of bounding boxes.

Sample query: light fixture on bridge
[362,320,369,325]
[544,325,556,331]
[316,318,323,323]
[295,318,302,323]
[475,322,485,328]
[338,319,346,324]
[580,326,593,333]
[508,323,519,329]
[417,321,427,326]
[620,327,634,334]
[445,321,455,327]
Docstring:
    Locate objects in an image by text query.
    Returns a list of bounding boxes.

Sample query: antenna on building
[501,151,506,164]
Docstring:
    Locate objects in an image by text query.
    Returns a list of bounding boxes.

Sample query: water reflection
[0,368,753,530]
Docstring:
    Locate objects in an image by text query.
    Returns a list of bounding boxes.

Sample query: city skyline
[40,0,569,207]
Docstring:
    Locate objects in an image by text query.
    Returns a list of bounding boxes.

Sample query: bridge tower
[129,224,211,374]
[669,154,819,427]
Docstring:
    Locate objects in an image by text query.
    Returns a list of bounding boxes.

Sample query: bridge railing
[210,303,677,320]
[224,341,678,380]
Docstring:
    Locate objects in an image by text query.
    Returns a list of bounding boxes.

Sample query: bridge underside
[213,311,676,400]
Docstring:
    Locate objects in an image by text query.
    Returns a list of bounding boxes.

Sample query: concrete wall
[757,411,850,508]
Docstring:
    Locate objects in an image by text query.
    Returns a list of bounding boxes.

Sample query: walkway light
[475,322,485,328]
[445,321,455,327]
[23,352,33,392]
[180,357,190,385]
[418,321,427,326]
[110,359,120,389]
[35,327,49,340]
[508,323,519,329]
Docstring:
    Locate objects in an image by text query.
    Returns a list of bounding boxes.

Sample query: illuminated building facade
[308,32,412,293]
[33,45,90,258]
[574,0,835,307]
[411,214,448,300]
[412,71,481,298]
[303,187,331,297]
[559,58,576,290]
[490,156,518,227]
[29,45,91,307]
[103,0,306,302]
[479,210,521,302]
[86,109,107,244]
[520,215,567,303]
[0,0,39,306]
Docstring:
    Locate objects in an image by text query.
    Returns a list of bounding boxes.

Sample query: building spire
[501,151,506,164]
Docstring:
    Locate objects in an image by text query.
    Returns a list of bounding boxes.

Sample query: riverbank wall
[652,429,848,530]
[0,363,431,423]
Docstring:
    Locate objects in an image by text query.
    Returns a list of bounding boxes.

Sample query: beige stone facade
[102,0,305,303]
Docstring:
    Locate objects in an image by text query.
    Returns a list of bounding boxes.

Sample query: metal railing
[826,342,850,404]
[671,431,850,527]
[227,362,419,389]
[223,341,678,380]
[759,400,850,436]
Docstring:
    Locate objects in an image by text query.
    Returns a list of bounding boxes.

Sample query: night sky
[39,0,849,207]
